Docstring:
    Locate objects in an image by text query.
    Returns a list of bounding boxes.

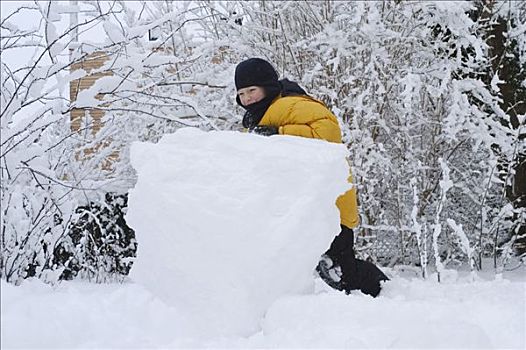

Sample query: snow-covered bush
[1,2,144,284]
[53,193,136,282]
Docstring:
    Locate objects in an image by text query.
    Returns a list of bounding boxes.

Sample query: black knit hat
[235,58,279,90]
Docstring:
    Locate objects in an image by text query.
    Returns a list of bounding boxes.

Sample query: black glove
[250,125,279,136]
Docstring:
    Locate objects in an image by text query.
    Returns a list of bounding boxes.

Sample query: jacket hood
[279,78,307,96]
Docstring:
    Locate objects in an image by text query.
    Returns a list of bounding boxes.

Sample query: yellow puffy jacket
[258,95,360,228]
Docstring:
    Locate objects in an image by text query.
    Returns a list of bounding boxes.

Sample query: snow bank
[125,127,351,337]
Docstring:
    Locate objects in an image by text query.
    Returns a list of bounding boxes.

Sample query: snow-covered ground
[2,129,525,349]
[2,268,524,349]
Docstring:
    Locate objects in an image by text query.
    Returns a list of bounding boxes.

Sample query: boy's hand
[251,125,279,136]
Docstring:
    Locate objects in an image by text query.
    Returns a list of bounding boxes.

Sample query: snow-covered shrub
[54,193,136,282]
[1,2,140,285]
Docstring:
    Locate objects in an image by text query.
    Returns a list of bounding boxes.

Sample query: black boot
[315,255,344,291]
[315,225,355,291]
[340,258,389,297]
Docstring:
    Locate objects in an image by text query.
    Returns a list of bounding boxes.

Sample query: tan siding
[70,51,117,171]
[70,51,112,135]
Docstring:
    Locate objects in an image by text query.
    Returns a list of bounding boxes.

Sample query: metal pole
[70,0,79,44]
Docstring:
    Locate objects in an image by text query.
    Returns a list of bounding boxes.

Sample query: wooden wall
[70,51,112,134]
[69,51,118,170]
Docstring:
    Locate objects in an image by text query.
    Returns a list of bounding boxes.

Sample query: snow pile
[125,127,351,337]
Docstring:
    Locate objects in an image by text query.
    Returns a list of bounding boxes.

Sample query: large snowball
[126,128,351,337]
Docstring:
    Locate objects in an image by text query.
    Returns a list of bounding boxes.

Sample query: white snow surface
[2,269,524,349]
[2,128,525,349]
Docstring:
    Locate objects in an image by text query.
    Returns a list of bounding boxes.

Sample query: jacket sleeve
[260,96,343,143]
[277,98,342,143]
[278,118,341,142]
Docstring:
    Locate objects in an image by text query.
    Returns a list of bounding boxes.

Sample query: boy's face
[237,86,266,107]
